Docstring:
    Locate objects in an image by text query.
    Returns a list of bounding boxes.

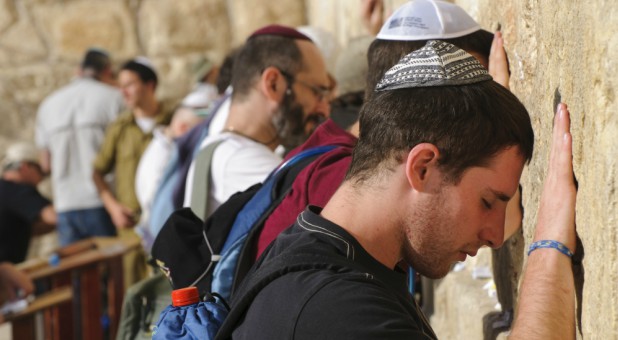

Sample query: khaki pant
[118,229,148,290]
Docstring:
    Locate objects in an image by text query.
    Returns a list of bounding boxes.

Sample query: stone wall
[0,0,615,338]
[438,0,618,338]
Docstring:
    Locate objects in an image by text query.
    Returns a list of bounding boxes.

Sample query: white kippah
[134,56,157,73]
[375,40,492,91]
[376,0,481,41]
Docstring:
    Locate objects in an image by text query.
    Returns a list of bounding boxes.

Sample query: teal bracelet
[527,240,573,258]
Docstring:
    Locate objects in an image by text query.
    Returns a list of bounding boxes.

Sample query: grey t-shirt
[35,77,123,211]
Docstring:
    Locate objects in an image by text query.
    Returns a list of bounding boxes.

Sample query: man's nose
[314,97,331,118]
[480,214,506,249]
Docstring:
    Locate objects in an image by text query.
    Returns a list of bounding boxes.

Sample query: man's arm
[510,103,577,339]
[93,170,135,229]
[489,31,522,242]
[0,263,33,304]
[31,205,56,235]
[361,0,385,36]
[38,149,51,176]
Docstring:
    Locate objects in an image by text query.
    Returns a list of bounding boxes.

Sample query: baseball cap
[334,36,373,95]
[376,0,481,41]
[2,142,40,170]
[375,40,492,91]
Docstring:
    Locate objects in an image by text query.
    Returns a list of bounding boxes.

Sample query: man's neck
[321,176,407,270]
[134,99,159,119]
[225,100,279,150]
[2,171,28,185]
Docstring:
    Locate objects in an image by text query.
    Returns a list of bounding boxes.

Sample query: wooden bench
[13,237,140,340]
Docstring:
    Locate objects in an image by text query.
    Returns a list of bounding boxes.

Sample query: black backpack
[151,145,337,300]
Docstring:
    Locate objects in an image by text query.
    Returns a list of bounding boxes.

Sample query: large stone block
[31,1,138,62]
[0,0,17,34]
[227,0,306,45]
[139,0,231,57]
[0,18,47,67]
[0,62,74,154]
[431,1,618,338]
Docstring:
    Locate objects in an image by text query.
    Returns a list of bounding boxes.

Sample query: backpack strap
[229,145,338,294]
[215,252,368,340]
[190,140,224,221]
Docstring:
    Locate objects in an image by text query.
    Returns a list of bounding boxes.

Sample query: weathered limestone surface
[431,248,499,339]
[0,0,615,338]
[139,0,230,57]
[227,0,306,46]
[433,1,618,339]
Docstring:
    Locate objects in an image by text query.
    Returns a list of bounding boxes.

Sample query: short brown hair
[231,35,305,102]
[347,80,534,185]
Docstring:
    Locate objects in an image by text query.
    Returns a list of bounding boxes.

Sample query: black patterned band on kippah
[375,40,493,91]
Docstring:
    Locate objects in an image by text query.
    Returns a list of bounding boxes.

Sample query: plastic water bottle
[152,287,229,340]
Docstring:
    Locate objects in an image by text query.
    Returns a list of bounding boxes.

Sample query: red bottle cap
[171,287,200,307]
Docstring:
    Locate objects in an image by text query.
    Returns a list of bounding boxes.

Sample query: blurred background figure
[92,57,174,287]
[0,262,34,323]
[35,48,123,247]
[134,105,207,252]
[330,35,374,131]
[181,56,221,113]
[0,142,56,264]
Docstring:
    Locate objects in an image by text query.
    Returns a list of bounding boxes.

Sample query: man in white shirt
[35,48,123,246]
[184,25,331,220]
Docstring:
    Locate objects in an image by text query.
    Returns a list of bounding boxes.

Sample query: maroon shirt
[255,119,357,258]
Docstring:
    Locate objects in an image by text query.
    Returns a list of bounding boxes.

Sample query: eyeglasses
[277,69,331,102]
[294,79,331,102]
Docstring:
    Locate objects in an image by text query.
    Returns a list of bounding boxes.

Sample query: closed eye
[482,199,492,209]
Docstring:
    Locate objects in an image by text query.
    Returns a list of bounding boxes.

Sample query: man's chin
[412,262,452,280]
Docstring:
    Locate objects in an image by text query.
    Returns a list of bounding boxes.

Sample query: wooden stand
[9,237,139,340]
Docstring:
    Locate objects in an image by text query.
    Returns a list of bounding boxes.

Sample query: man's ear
[405,143,441,191]
[260,66,288,102]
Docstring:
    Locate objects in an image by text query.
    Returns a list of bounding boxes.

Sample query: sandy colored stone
[431,248,498,339]
[0,17,47,66]
[139,0,231,57]
[32,1,138,62]
[227,0,306,45]
[429,1,618,338]
[0,0,17,34]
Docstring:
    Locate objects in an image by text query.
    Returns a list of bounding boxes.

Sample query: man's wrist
[528,239,573,258]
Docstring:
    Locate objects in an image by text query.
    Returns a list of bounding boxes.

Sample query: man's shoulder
[110,111,135,126]
[37,78,122,118]
[0,180,47,201]
[237,264,432,340]
[47,78,121,100]
[211,134,279,163]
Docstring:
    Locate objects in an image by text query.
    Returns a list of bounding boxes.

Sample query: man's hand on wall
[489,31,510,90]
[361,0,384,36]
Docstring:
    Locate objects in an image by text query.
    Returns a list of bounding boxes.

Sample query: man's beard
[401,188,456,279]
[272,91,313,151]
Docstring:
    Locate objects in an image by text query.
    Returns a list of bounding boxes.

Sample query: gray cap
[375,40,492,91]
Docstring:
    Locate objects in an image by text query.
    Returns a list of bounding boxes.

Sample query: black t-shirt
[229,206,437,340]
[0,179,50,263]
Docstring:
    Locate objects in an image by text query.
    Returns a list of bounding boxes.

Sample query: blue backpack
[150,145,336,338]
